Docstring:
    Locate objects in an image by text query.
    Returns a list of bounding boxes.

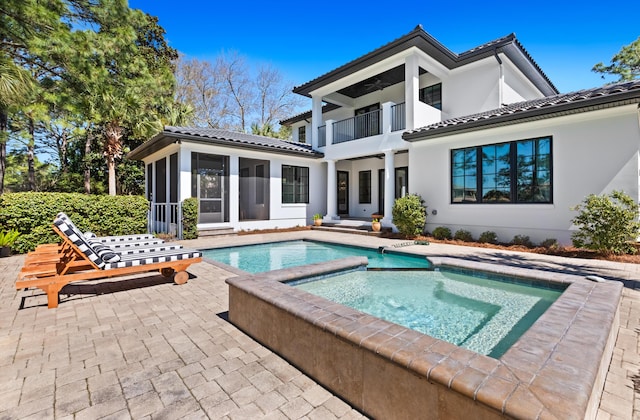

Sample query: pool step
[311,225,390,236]
[198,227,236,237]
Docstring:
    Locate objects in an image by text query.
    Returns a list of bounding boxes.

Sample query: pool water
[293,269,563,358]
[202,240,431,273]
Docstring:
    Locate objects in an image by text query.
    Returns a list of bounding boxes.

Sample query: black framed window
[451,136,552,204]
[298,126,306,143]
[419,83,442,110]
[359,170,371,204]
[282,165,309,203]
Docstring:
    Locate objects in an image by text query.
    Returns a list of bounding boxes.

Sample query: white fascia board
[140,142,180,164]
[501,54,547,98]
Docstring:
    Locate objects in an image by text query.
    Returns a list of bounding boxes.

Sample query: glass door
[192,153,229,223]
[337,171,349,215]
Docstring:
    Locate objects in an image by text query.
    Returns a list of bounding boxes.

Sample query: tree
[219,52,253,132]
[174,53,303,137]
[174,54,228,128]
[60,2,174,195]
[255,65,303,132]
[592,37,640,82]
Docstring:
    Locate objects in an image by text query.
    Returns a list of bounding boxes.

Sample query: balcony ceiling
[336,65,426,99]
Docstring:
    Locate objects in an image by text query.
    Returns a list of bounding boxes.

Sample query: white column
[381,102,393,134]
[326,160,338,220]
[404,54,419,131]
[311,95,323,148]
[229,155,239,226]
[382,150,395,226]
[325,119,335,146]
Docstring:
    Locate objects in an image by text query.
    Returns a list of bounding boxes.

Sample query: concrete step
[311,225,390,236]
[198,227,236,237]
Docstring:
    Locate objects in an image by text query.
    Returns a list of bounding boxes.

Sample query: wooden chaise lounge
[16,216,202,309]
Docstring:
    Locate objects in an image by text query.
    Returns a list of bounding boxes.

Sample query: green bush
[182,197,199,240]
[540,238,558,249]
[391,194,426,237]
[432,226,452,240]
[453,229,473,242]
[571,190,640,255]
[478,231,498,244]
[511,234,533,247]
[0,192,148,253]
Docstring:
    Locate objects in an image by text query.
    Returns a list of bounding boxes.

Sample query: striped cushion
[117,244,183,256]
[93,234,156,243]
[109,239,165,249]
[104,249,201,270]
[54,217,106,269]
[90,242,121,263]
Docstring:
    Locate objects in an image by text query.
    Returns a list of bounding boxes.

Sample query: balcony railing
[318,125,326,147]
[333,109,381,144]
[391,102,405,131]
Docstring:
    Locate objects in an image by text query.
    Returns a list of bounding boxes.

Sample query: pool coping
[226,250,622,419]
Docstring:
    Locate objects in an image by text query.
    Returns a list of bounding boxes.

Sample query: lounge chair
[58,212,159,244]
[16,216,202,309]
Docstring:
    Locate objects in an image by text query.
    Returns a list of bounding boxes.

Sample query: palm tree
[0,57,33,194]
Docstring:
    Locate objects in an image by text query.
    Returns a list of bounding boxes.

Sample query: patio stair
[312,218,391,236]
[198,227,236,237]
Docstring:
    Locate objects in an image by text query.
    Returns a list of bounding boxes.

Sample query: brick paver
[1,230,639,419]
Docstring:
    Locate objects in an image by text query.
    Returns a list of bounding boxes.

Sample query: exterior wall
[502,58,545,104]
[144,141,326,232]
[446,58,500,118]
[409,105,640,245]
[335,153,409,218]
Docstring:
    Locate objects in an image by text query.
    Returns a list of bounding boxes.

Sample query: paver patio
[1,230,638,419]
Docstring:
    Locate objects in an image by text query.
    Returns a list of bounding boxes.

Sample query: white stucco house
[129,25,640,245]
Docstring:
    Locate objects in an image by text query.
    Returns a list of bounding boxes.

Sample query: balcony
[316,102,401,147]
[333,109,381,143]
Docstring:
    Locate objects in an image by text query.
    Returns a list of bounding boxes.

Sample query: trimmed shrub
[182,197,199,239]
[0,192,148,253]
[540,238,558,249]
[571,190,640,255]
[391,194,426,237]
[478,231,498,244]
[453,229,473,242]
[432,226,452,240]
[511,234,533,247]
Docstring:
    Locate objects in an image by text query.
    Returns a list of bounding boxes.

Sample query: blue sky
[129,0,638,95]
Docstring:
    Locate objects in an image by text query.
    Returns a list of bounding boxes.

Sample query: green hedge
[0,192,149,253]
[181,197,198,240]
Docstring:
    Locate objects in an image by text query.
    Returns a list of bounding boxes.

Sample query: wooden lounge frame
[16,224,202,309]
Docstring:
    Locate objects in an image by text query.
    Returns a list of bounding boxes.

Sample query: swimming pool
[202,240,431,273]
[292,268,563,358]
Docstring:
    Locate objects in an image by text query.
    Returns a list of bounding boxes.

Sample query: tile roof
[128,126,323,160]
[279,103,341,126]
[403,80,640,141]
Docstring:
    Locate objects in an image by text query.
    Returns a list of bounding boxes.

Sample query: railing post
[325,119,335,146]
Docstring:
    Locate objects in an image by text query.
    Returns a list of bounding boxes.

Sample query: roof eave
[403,95,640,142]
[128,132,324,161]
[293,26,459,98]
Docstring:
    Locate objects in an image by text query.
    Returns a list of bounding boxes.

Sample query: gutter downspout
[494,48,504,107]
